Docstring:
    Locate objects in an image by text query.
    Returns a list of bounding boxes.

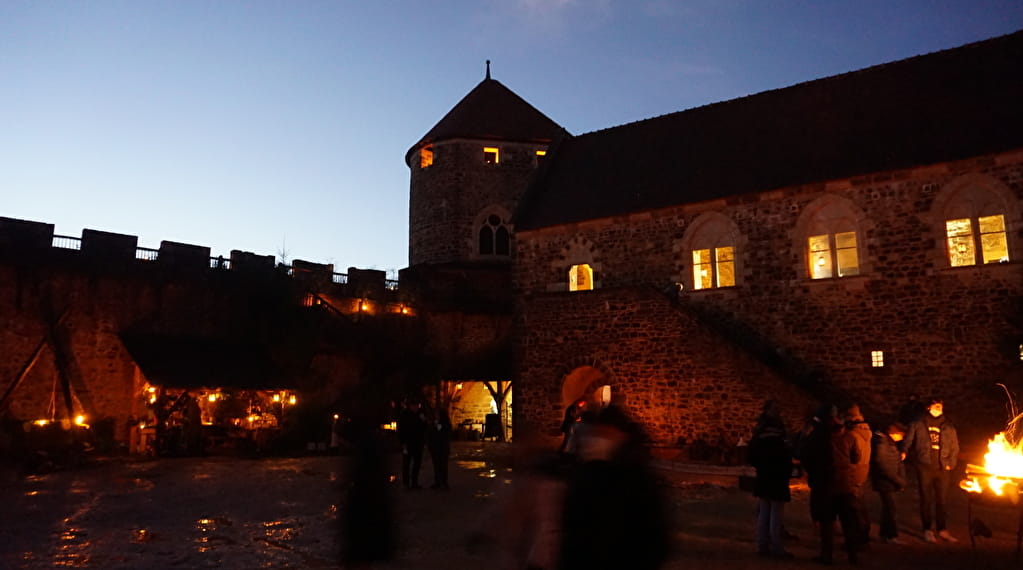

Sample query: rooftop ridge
[576,29,1023,139]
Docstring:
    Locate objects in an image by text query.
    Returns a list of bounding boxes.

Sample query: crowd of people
[343,390,963,569]
[396,399,453,490]
[748,394,960,565]
[463,398,668,570]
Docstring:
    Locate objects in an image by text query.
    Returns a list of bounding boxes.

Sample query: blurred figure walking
[559,405,668,570]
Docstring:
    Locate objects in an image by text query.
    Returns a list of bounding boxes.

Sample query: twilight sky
[2,1,1021,273]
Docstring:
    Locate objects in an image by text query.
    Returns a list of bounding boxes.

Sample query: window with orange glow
[483,147,499,164]
[946,214,1008,267]
[871,350,884,368]
[691,246,735,290]
[808,231,859,279]
[420,146,434,168]
[568,264,593,291]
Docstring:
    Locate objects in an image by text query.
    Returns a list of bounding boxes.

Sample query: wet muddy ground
[3,443,1023,569]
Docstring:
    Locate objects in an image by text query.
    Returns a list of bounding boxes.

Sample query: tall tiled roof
[405,77,566,165]
[516,30,1023,231]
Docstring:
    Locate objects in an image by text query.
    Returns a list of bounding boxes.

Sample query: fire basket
[960,432,1023,558]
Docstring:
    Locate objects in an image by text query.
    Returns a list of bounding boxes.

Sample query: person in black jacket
[426,406,452,489]
[870,422,907,544]
[397,400,427,489]
[902,397,960,543]
[748,400,794,558]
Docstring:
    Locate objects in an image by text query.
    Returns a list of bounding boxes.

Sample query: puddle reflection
[263,519,300,543]
[53,527,90,567]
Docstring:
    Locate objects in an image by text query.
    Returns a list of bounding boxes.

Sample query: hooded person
[843,404,872,547]
[871,422,907,543]
[748,400,794,558]
[800,402,862,565]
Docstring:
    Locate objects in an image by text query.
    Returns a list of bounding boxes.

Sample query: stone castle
[2,31,1022,453]
[406,31,1023,446]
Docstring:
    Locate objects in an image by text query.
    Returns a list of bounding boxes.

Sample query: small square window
[484,147,499,164]
[871,350,884,368]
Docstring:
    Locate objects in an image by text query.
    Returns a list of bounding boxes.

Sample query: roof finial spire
[485,60,491,80]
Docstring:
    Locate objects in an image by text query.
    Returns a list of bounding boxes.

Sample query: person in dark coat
[870,422,907,544]
[748,400,794,558]
[397,400,427,489]
[898,393,927,427]
[426,406,452,489]
[902,397,960,543]
[800,403,863,565]
[558,399,584,453]
[843,404,872,550]
[559,405,668,570]
[340,397,395,567]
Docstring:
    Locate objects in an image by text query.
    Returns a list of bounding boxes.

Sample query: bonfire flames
[959,386,1023,501]
[960,432,1023,500]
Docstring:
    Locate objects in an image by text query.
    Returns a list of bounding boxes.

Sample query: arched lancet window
[495,226,510,255]
[932,175,1014,267]
[479,214,511,256]
[929,174,1018,269]
[796,195,866,280]
[680,212,742,290]
[569,264,593,291]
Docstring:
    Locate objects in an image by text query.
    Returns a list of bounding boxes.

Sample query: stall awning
[121,334,289,389]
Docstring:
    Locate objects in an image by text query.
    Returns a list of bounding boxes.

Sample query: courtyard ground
[2,442,1023,569]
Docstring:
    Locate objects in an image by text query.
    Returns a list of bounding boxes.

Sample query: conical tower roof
[406,66,566,165]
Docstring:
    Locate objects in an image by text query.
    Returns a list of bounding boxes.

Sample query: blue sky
[2,1,1021,273]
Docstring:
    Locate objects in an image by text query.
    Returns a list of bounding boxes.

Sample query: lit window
[483,147,499,164]
[536,149,547,167]
[479,214,510,256]
[420,146,433,168]
[946,214,1008,267]
[691,246,735,290]
[809,232,859,279]
[871,351,884,368]
[569,264,593,291]
[1018,343,1022,361]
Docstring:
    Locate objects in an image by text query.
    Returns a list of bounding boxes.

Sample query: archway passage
[560,365,607,410]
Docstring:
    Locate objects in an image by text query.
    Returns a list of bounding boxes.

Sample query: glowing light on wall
[871,351,885,368]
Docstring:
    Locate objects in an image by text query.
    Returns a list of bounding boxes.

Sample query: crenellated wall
[0,217,411,445]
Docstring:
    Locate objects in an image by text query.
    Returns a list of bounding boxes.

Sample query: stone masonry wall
[409,139,547,266]
[515,287,814,445]
[0,259,411,445]
[514,151,1023,447]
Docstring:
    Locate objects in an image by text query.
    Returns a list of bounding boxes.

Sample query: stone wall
[514,151,1023,447]
[0,253,412,445]
[515,287,814,445]
[409,139,547,266]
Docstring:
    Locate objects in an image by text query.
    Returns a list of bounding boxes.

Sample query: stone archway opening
[561,365,607,411]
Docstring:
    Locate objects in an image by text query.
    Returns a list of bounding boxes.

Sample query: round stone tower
[406,64,565,268]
